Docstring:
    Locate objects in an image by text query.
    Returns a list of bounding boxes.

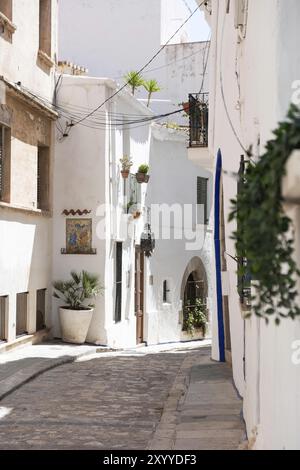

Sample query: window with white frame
[127,174,141,214]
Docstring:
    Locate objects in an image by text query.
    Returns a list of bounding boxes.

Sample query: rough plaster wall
[6,96,51,208]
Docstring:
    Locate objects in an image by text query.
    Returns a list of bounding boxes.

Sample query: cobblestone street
[0,344,245,450]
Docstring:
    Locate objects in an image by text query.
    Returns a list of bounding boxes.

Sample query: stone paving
[0,343,246,450]
[0,341,107,401]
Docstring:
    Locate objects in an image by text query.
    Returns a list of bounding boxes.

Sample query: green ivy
[183,299,207,336]
[229,105,300,324]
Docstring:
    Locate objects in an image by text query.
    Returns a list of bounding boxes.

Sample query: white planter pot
[59,307,94,345]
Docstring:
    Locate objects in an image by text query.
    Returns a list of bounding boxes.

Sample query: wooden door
[135,247,144,344]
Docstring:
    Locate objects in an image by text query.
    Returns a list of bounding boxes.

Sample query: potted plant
[127,199,142,219]
[120,155,133,179]
[181,101,190,115]
[136,164,150,184]
[53,270,103,344]
[183,299,207,337]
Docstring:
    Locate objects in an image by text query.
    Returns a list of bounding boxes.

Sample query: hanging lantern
[140,224,155,257]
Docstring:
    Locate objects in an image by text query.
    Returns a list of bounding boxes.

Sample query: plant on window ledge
[183,299,207,337]
[136,164,150,184]
[229,104,300,324]
[120,155,133,179]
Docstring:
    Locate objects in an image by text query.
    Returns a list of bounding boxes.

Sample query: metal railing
[188,93,209,148]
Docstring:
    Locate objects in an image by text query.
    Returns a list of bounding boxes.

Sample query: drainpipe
[214,149,225,362]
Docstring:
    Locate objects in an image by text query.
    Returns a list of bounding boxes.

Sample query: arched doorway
[181,257,208,331]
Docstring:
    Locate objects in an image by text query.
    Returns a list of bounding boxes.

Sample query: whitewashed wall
[53,75,152,349]
[145,124,214,345]
[206,0,300,450]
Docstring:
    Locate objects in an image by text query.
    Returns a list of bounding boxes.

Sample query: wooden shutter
[36,289,46,331]
[197,177,208,225]
[115,242,123,322]
[16,293,28,336]
[0,296,6,341]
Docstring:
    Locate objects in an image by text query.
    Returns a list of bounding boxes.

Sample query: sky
[185,0,211,42]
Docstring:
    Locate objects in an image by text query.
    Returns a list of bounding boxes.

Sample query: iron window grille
[189,93,209,148]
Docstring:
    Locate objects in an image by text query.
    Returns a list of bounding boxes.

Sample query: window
[36,289,46,331]
[114,242,123,323]
[127,174,141,213]
[16,292,28,336]
[197,177,208,225]
[37,146,49,210]
[163,280,171,304]
[0,296,7,341]
[0,124,11,203]
[39,0,52,57]
[0,0,12,19]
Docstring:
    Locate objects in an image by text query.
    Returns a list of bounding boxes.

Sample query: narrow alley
[0,343,245,450]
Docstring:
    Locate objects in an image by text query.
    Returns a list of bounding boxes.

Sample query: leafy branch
[229,105,300,324]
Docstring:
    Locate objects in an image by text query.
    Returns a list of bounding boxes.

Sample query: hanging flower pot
[141,224,155,257]
[136,164,150,184]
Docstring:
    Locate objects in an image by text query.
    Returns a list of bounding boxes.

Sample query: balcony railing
[189,93,209,148]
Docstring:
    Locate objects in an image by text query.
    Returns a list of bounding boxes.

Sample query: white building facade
[197,0,300,450]
[0,0,58,348]
[146,124,214,345]
[53,73,214,349]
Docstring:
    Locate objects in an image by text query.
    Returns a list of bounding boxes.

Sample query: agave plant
[53,270,103,310]
[124,71,145,95]
[143,79,161,107]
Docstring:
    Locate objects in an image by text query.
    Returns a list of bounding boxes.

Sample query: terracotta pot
[136,172,150,184]
[182,102,190,115]
[133,211,141,219]
[121,170,130,179]
[59,307,94,344]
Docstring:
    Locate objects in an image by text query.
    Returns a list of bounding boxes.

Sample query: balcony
[189,93,208,148]
[187,93,213,169]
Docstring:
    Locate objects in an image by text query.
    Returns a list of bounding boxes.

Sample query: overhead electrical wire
[18,2,210,136]
[63,0,207,131]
